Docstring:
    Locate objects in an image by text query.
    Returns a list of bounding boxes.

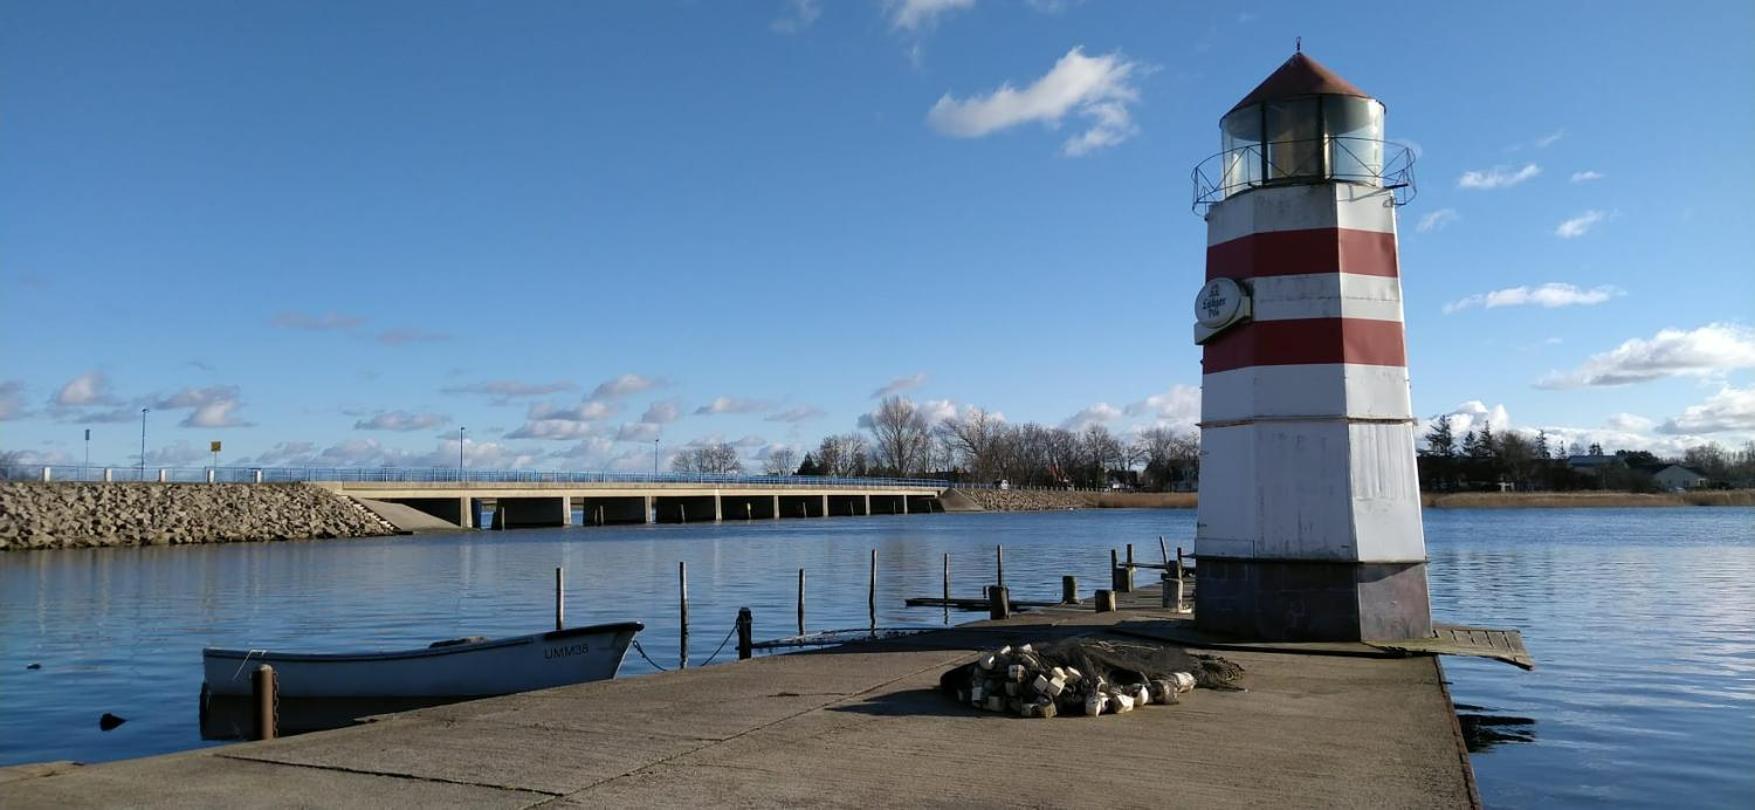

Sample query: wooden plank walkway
[0,586,1479,809]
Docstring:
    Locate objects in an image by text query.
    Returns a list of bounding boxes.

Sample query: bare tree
[868,396,931,476]
[671,443,742,474]
[938,406,1005,481]
[762,446,799,476]
[815,433,870,477]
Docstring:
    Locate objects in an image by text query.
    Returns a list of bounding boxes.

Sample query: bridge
[2,465,957,529]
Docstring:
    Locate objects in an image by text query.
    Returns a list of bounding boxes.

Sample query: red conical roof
[1228,52,1371,113]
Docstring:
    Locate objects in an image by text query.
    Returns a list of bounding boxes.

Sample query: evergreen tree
[1461,429,1480,457]
[795,453,821,476]
[1474,422,1497,458]
[1423,415,1457,457]
[1535,430,1550,459]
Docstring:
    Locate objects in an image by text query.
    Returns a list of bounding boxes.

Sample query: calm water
[2,508,1752,807]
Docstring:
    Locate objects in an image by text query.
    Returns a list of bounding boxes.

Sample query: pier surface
[0,590,1477,809]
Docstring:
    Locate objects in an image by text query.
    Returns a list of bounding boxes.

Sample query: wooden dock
[0,586,1479,809]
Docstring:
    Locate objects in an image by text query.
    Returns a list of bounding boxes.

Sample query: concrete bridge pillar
[772,495,781,520]
[820,494,829,518]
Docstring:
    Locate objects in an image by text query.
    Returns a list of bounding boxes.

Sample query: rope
[629,639,669,672]
[700,623,740,665]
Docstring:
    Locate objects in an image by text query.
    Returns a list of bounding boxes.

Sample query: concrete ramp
[353,498,464,532]
[936,489,984,512]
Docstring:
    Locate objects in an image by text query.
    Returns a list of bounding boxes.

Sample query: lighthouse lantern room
[1190,52,1430,642]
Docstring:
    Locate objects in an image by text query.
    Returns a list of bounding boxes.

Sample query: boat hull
[203,622,642,699]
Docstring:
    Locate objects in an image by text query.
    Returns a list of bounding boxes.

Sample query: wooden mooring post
[679,561,689,669]
[1110,549,1134,593]
[942,552,951,623]
[868,549,877,630]
[1094,589,1117,613]
[988,585,1010,621]
[554,567,565,630]
[797,568,806,636]
[736,607,753,660]
[995,545,1004,589]
[251,664,277,741]
[1061,575,1079,605]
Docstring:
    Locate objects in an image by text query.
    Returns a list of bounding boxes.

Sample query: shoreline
[990,489,1755,510]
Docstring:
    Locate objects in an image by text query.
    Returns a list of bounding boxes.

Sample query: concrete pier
[0,588,1476,808]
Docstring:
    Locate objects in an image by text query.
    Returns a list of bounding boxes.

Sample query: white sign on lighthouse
[1191,52,1432,641]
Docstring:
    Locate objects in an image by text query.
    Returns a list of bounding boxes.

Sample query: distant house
[1652,464,1708,492]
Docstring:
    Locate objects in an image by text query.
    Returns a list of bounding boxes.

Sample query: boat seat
[428,636,489,648]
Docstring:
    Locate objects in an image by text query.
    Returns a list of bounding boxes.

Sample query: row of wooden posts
[243,540,1193,741]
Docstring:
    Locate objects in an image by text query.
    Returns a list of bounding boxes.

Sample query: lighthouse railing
[1192,136,1416,214]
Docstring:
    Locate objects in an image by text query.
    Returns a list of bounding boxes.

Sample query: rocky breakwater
[954,488,1099,511]
[0,482,396,551]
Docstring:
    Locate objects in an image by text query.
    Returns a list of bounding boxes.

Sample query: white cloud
[1534,130,1565,148]
[1457,163,1541,190]
[641,401,681,424]
[1605,412,1656,433]
[1443,283,1623,314]
[272,311,364,331]
[141,440,210,466]
[1555,210,1607,239]
[889,0,974,31]
[353,410,451,432]
[615,422,661,443]
[926,47,1144,156]
[919,398,960,425]
[505,400,617,440]
[1433,400,1511,437]
[1570,170,1604,183]
[589,373,662,401]
[528,400,616,422]
[765,405,826,423]
[770,0,820,33]
[0,380,26,420]
[146,386,251,428]
[1659,386,1755,434]
[1061,402,1122,430]
[440,379,577,403]
[1537,323,1755,388]
[695,396,774,416]
[53,371,117,407]
[245,438,538,470]
[1124,385,1200,430]
[1416,208,1459,233]
[376,328,451,346]
[870,372,928,399]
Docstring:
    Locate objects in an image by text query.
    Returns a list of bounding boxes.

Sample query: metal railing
[0,464,958,489]
[0,464,1143,491]
[1191,136,1416,214]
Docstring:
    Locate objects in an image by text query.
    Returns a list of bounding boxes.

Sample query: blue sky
[3,0,1752,470]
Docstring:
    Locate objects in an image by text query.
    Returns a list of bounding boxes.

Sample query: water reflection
[4,507,1754,808]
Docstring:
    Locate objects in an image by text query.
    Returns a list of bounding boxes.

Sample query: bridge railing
[0,464,964,489]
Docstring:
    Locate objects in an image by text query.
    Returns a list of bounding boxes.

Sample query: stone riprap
[0,483,396,551]
[956,488,1099,511]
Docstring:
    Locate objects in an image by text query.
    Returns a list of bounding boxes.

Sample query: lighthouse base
[1194,558,1432,642]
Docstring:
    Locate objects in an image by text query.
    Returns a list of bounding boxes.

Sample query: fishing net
[939,636,1243,718]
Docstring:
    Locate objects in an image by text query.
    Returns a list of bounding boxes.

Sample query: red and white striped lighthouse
[1191,52,1431,641]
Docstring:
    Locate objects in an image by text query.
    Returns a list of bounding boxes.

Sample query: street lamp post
[138,409,149,481]
[458,426,467,481]
[652,436,660,478]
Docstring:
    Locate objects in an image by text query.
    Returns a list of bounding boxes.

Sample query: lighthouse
[1190,52,1431,642]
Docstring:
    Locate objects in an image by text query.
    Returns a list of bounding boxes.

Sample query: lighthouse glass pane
[1264,99,1320,181]
[1324,96,1385,185]
[1220,106,1262,196]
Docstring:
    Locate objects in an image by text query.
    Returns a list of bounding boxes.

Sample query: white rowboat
[202,621,643,699]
